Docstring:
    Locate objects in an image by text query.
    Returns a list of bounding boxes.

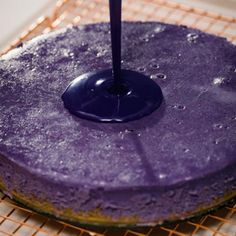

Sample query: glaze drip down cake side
[0,22,235,226]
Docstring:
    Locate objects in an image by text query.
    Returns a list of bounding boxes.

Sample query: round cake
[0,22,235,226]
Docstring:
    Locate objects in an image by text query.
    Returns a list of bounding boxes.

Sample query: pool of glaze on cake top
[62,0,163,123]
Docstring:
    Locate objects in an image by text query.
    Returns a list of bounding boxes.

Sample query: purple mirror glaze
[61,0,163,123]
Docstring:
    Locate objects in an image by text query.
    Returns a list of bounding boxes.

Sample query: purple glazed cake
[0,22,235,226]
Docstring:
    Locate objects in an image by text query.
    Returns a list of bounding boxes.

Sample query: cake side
[0,153,235,226]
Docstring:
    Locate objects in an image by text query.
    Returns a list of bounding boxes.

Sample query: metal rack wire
[1,0,236,56]
[0,0,236,235]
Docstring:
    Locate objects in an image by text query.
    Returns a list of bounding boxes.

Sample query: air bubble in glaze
[149,62,160,69]
[62,49,72,57]
[154,25,165,33]
[142,37,150,42]
[141,33,156,42]
[213,77,226,86]
[138,67,146,72]
[125,129,134,133]
[213,124,223,129]
[105,144,111,150]
[213,139,222,145]
[172,104,186,110]
[183,148,190,153]
[150,73,167,81]
[187,33,199,43]
[96,49,107,57]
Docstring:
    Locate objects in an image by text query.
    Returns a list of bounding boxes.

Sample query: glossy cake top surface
[0,22,236,188]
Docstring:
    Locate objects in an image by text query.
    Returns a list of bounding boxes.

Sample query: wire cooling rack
[0,0,236,235]
[1,0,236,55]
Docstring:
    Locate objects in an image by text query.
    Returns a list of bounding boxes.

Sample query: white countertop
[173,0,236,16]
[0,0,57,51]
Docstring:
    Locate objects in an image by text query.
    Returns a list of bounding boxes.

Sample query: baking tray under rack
[0,0,236,235]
